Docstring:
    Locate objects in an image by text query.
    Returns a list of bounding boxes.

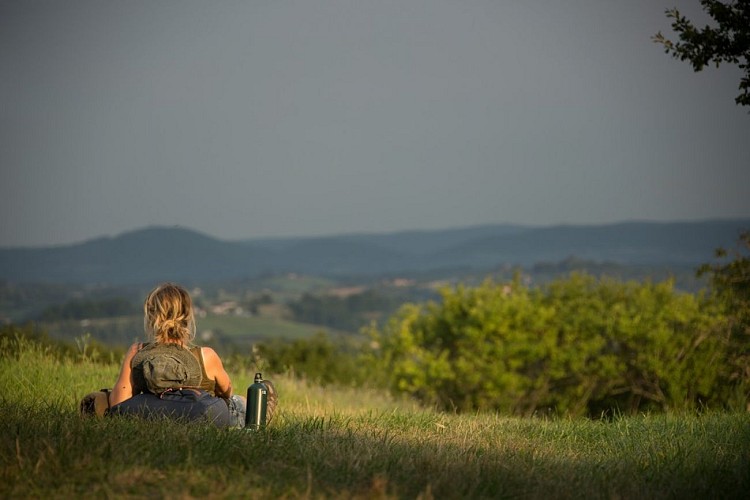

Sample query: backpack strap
[196,346,206,368]
[130,342,146,368]
[102,388,112,411]
[157,387,204,399]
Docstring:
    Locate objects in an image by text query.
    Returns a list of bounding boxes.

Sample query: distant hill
[0,220,748,285]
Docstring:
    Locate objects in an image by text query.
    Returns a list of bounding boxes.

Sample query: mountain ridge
[1,219,748,285]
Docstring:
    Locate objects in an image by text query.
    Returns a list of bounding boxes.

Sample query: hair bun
[161,318,178,330]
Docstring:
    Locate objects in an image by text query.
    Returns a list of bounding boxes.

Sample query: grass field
[2,333,749,499]
[36,312,343,354]
[198,313,338,341]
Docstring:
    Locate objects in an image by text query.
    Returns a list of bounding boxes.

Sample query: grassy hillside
[1,333,749,498]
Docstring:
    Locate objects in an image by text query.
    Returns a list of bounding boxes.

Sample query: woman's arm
[201,347,233,399]
[109,343,139,406]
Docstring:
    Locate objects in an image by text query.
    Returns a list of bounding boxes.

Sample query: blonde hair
[143,283,196,344]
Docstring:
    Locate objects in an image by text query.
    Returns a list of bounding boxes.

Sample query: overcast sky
[1,0,748,247]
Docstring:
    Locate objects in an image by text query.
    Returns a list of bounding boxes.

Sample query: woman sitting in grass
[106,282,247,427]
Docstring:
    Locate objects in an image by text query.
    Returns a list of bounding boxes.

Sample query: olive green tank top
[189,346,217,396]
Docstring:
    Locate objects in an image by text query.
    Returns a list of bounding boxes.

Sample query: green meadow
[1,333,748,499]
[198,313,336,341]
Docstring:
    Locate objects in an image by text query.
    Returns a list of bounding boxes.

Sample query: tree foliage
[37,297,138,321]
[365,274,733,416]
[288,290,406,332]
[653,0,750,106]
[252,332,368,386]
[698,230,750,407]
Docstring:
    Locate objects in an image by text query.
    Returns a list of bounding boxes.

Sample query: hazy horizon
[2,1,749,247]
[3,216,749,250]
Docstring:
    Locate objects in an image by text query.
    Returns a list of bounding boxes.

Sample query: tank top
[189,346,217,396]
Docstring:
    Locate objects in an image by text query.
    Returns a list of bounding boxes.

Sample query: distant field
[197,313,340,341]
[254,273,336,296]
[35,312,345,349]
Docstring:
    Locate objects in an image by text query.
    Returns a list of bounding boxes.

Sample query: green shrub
[245,332,370,386]
[366,273,733,416]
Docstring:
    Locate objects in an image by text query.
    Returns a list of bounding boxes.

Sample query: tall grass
[1,334,749,498]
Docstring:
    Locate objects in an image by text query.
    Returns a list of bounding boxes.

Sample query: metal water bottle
[245,372,268,430]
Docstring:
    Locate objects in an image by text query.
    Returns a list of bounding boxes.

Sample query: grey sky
[1,0,748,247]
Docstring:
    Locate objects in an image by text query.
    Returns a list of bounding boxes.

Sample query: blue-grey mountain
[0,220,747,285]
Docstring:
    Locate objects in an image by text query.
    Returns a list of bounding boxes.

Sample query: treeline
[287,289,408,332]
[37,298,138,321]
[247,332,367,386]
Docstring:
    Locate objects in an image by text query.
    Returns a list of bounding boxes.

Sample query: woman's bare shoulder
[200,346,222,363]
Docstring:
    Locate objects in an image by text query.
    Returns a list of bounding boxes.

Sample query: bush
[365,273,733,416]
[250,332,369,386]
